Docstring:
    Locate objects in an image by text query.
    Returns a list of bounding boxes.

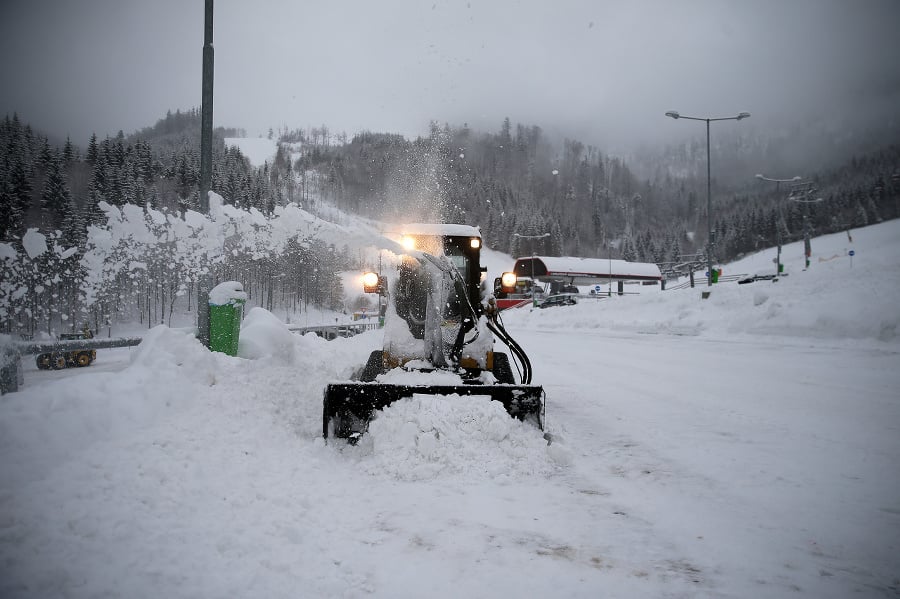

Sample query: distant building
[512,256,662,287]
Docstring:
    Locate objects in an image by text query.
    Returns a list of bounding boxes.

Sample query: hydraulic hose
[486,316,533,384]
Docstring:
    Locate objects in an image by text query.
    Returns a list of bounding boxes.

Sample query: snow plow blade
[323,382,545,440]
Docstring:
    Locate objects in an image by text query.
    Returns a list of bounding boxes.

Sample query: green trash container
[209,281,247,356]
[710,268,719,284]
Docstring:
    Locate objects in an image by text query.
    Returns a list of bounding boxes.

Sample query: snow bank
[0,327,218,489]
[357,394,567,481]
[129,325,218,386]
[504,220,900,346]
[238,307,296,364]
[376,363,464,385]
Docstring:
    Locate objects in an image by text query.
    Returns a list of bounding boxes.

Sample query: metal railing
[17,336,145,355]
[288,322,380,340]
[665,273,749,291]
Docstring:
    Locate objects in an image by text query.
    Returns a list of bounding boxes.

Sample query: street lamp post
[756,174,801,278]
[514,232,550,307]
[666,110,750,286]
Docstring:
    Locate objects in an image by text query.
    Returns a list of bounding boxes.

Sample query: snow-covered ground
[1,221,899,598]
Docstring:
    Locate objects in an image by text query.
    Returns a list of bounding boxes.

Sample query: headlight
[400,235,416,251]
[362,272,380,293]
[500,271,517,293]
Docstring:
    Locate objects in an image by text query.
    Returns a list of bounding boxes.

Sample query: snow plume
[381,126,457,224]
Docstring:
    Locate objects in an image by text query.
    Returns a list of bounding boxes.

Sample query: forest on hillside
[304,118,899,265]
[1,109,898,336]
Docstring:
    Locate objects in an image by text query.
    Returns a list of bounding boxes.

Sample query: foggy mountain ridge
[3,109,899,265]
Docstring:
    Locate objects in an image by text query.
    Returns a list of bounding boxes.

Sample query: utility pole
[785,180,822,269]
[756,174,801,278]
[197,0,214,347]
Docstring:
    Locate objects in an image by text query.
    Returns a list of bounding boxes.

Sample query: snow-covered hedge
[1,192,342,334]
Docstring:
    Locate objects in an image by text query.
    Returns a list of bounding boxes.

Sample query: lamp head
[736,112,751,120]
[665,111,680,119]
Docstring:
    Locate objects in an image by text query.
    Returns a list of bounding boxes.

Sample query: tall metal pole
[531,250,536,307]
[775,180,782,276]
[665,111,750,287]
[801,184,812,269]
[801,190,812,269]
[197,0,214,347]
[705,119,712,287]
[200,0,214,211]
[756,175,801,278]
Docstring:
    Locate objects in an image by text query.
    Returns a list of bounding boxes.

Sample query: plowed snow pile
[353,394,568,481]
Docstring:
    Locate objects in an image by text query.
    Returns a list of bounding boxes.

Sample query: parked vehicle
[492,276,545,310]
[35,329,97,370]
[537,294,578,309]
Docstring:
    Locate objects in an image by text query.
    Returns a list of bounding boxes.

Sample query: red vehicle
[493,276,544,310]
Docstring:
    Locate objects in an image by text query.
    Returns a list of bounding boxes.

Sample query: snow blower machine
[323,223,545,442]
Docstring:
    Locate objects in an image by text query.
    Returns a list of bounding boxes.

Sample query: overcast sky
[2,0,899,150]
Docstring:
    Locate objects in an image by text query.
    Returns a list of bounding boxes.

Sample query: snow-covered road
[522,327,900,597]
[4,326,898,598]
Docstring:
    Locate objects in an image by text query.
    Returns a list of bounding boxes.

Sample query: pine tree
[106,163,125,206]
[86,133,99,165]
[8,155,32,235]
[38,136,53,167]
[63,137,76,163]
[41,153,73,232]
[83,167,108,228]
[0,173,13,240]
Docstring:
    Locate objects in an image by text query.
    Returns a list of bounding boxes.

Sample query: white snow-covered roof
[397,223,481,238]
[513,256,661,283]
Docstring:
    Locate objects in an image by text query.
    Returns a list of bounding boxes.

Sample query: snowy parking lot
[2,222,899,598]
